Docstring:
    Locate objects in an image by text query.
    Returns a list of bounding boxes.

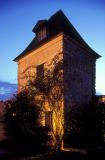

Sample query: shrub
[64,103,103,148]
[4,90,49,147]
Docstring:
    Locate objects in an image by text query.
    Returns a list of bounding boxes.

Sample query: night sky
[0,0,105,94]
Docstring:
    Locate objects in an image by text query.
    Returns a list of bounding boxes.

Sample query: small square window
[36,64,44,79]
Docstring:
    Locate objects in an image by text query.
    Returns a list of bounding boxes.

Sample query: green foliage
[96,102,105,141]
[24,56,64,150]
[64,103,104,148]
[4,90,49,146]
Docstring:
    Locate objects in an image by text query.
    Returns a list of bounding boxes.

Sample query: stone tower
[14,10,101,147]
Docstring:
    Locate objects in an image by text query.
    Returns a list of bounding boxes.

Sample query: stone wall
[63,34,96,112]
[17,33,63,91]
[16,32,97,146]
[17,33,64,140]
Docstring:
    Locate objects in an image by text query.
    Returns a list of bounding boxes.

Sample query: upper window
[37,27,46,41]
[36,64,44,79]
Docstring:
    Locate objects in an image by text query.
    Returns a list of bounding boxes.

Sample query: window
[37,27,46,41]
[36,64,44,79]
[45,111,53,129]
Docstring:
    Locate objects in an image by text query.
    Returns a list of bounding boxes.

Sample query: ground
[0,140,105,160]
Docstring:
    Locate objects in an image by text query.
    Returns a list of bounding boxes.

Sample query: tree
[4,89,49,147]
[96,101,105,143]
[23,54,64,150]
[64,102,104,148]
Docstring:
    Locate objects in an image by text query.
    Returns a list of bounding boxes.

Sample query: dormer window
[38,27,47,41]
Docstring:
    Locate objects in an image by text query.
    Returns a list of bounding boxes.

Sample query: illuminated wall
[17,33,64,141]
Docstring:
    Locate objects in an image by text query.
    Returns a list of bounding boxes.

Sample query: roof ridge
[14,10,101,61]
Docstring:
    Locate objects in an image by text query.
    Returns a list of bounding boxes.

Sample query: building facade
[14,10,100,146]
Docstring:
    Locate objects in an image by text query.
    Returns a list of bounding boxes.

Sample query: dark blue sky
[0,0,105,94]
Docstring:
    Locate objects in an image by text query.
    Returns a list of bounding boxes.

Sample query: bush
[4,90,49,147]
[64,103,103,148]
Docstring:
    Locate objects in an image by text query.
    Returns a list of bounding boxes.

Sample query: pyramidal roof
[14,10,101,61]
